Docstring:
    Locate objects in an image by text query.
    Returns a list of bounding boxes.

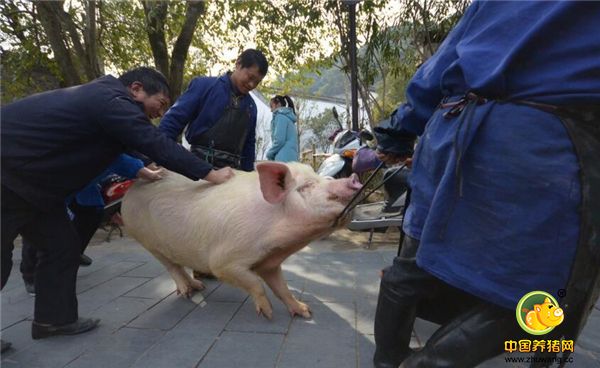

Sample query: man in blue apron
[158,49,268,279]
[372,1,600,367]
[159,48,268,171]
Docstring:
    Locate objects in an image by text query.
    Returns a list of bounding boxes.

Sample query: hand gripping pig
[121,162,362,319]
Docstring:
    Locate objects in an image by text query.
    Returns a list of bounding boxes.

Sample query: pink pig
[121,162,362,319]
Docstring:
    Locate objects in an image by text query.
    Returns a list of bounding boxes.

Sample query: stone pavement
[1,229,599,368]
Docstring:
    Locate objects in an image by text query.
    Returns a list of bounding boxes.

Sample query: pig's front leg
[212,264,273,319]
[257,265,312,319]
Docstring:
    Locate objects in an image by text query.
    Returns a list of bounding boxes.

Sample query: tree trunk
[168,0,205,101]
[36,2,81,86]
[84,0,103,78]
[142,1,170,78]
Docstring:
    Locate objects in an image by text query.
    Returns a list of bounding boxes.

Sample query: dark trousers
[374,236,524,368]
[1,185,80,325]
[20,202,103,284]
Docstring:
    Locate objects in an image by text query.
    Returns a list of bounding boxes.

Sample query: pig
[524,297,564,330]
[121,162,362,319]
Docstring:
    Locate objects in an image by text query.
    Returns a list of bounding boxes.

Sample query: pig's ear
[256,162,294,204]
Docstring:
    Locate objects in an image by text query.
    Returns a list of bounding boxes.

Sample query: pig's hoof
[290,302,312,319]
[176,287,192,298]
[255,300,273,320]
[190,279,205,290]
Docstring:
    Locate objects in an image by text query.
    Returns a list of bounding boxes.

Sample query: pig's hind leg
[148,249,205,297]
[257,265,312,319]
[212,263,273,319]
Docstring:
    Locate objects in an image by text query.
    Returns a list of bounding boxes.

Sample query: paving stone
[198,331,284,368]
[357,333,376,368]
[302,278,356,303]
[205,283,248,303]
[127,293,198,330]
[64,327,164,368]
[131,302,239,368]
[88,296,158,330]
[355,269,382,299]
[76,261,145,293]
[0,320,36,361]
[77,276,149,315]
[413,317,440,345]
[577,307,600,355]
[1,281,34,305]
[278,304,356,368]
[122,262,167,278]
[356,297,377,335]
[1,324,106,368]
[225,294,293,334]
[2,236,599,368]
[1,297,33,329]
[124,273,177,300]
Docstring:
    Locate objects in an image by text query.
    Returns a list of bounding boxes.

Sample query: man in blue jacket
[159,49,268,172]
[1,67,233,345]
[371,1,600,367]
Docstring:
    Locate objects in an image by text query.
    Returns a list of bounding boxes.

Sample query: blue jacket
[266,107,298,162]
[75,154,143,208]
[380,0,600,309]
[158,74,257,171]
[1,75,212,208]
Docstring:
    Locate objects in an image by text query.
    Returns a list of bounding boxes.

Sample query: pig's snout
[330,173,362,202]
[348,173,362,191]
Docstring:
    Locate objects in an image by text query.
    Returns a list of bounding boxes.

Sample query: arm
[158,78,207,141]
[108,153,144,179]
[266,114,287,160]
[100,96,213,181]
[240,101,257,171]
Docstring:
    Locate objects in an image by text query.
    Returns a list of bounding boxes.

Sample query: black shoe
[79,254,93,266]
[24,281,35,296]
[31,318,100,340]
[0,339,12,353]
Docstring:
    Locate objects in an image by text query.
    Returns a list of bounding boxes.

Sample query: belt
[190,145,242,169]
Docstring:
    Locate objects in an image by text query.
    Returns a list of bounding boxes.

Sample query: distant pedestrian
[266,95,298,162]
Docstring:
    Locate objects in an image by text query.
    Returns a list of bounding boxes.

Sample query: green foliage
[0,0,62,103]
[301,109,344,153]
[99,1,153,71]
[1,0,469,111]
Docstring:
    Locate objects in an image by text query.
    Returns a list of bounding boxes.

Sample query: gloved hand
[373,117,417,158]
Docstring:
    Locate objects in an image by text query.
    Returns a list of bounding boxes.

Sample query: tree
[301,109,346,153]
[142,1,205,100]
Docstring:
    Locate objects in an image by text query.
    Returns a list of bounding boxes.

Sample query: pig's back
[121,170,271,271]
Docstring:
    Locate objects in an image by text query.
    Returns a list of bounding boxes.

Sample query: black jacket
[1,75,212,208]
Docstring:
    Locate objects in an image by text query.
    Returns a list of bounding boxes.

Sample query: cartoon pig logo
[516,291,565,335]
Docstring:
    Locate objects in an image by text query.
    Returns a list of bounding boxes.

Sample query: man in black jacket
[0,67,233,344]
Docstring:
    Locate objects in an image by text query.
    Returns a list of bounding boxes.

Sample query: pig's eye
[296,181,316,193]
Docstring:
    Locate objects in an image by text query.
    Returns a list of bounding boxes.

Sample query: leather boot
[373,237,425,368]
[373,273,416,368]
[399,303,523,368]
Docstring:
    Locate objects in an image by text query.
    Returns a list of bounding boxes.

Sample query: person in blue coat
[266,95,299,163]
[1,67,233,345]
[159,49,269,171]
[371,1,600,367]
